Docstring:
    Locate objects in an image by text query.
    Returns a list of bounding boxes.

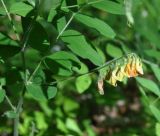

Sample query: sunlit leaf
[66,118,82,135]
[136,77,160,97]
[149,104,160,122]
[10,2,33,17]
[75,14,116,39]
[106,43,123,58]
[90,0,125,15]
[156,123,160,136]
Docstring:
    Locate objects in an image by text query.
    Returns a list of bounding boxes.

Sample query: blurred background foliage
[0,0,160,136]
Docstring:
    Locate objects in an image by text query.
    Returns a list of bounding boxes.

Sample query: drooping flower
[97,53,143,94]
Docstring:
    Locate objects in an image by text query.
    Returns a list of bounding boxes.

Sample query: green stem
[5,95,16,111]
[61,0,103,9]
[45,54,125,86]
[0,0,20,41]
[13,15,37,136]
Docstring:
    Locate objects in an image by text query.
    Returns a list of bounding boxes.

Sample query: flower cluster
[98,53,143,95]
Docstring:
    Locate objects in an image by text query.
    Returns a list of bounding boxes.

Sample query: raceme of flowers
[98,53,143,95]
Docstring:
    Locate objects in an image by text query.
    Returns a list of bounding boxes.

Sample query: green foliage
[26,83,57,101]
[136,77,160,97]
[62,30,103,66]
[106,43,123,58]
[10,2,33,17]
[0,0,160,135]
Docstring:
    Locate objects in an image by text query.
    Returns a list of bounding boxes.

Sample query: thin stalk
[56,12,77,40]
[88,0,104,5]
[0,0,20,41]
[5,95,16,111]
[61,0,103,9]
[61,5,79,9]
[27,60,42,83]
[14,96,24,136]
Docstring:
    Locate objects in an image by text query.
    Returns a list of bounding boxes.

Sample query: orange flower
[124,55,143,77]
[125,63,138,77]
